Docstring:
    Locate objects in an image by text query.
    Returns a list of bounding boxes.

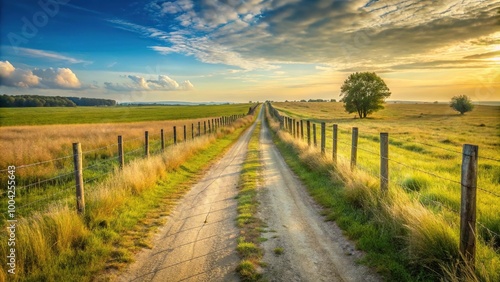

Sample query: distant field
[0,104,253,126]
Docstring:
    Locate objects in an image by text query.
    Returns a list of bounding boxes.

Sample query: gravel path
[118,107,380,281]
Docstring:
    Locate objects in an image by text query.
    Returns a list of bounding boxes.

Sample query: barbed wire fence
[267,102,500,268]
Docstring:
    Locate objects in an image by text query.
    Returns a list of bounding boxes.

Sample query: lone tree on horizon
[339,72,391,118]
[450,95,474,115]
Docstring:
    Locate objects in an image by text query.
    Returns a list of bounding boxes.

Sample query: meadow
[0,103,258,281]
[0,103,253,126]
[268,102,499,280]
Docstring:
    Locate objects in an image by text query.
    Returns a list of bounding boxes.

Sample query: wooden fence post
[161,129,165,151]
[460,144,478,267]
[173,126,177,145]
[192,123,194,139]
[380,133,389,192]
[208,119,211,134]
[350,127,358,170]
[313,124,317,147]
[307,121,311,146]
[293,119,296,138]
[184,125,187,142]
[321,122,326,154]
[145,131,149,158]
[295,121,300,139]
[332,124,338,164]
[118,136,124,169]
[72,143,85,215]
[204,121,207,135]
[300,120,304,139]
[198,122,201,136]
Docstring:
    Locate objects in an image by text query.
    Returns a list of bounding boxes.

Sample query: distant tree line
[0,95,116,107]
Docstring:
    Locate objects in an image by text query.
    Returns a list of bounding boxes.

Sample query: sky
[0,0,499,103]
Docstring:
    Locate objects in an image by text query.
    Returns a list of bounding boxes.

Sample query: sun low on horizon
[0,0,499,103]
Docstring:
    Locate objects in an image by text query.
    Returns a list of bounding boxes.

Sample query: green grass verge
[235,120,265,282]
[0,104,253,126]
[4,117,255,282]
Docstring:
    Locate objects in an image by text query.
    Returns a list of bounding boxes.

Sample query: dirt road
[258,113,380,282]
[118,111,261,282]
[118,108,379,281]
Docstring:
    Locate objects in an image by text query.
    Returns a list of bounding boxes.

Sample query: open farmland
[0,103,253,126]
[270,101,500,280]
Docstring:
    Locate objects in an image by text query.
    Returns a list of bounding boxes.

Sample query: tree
[450,95,474,114]
[339,72,391,118]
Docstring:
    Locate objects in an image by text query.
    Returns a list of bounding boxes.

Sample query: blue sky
[0,0,499,103]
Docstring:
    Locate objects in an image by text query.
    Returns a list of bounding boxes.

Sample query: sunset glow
[1,0,499,103]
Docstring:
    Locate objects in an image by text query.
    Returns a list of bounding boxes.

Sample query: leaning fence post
[332,124,338,163]
[118,136,124,169]
[173,126,177,145]
[460,144,478,267]
[307,121,311,146]
[321,122,326,154]
[72,143,85,215]
[380,133,389,192]
[351,127,358,170]
[145,131,149,158]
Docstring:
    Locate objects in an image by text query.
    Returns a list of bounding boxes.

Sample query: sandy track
[258,112,380,282]
[118,110,261,282]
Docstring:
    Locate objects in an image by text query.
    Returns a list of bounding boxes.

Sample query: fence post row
[460,144,478,268]
[350,127,358,170]
[72,143,85,215]
[145,131,150,158]
[118,136,124,168]
[321,122,326,154]
[380,133,389,192]
[269,103,481,271]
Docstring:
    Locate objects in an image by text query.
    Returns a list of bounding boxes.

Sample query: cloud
[17,48,92,65]
[135,0,500,72]
[0,61,83,89]
[104,74,194,92]
[464,50,500,60]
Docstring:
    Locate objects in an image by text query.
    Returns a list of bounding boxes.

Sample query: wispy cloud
[17,47,93,65]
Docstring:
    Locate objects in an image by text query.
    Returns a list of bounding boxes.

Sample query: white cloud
[104,74,194,92]
[0,61,83,89]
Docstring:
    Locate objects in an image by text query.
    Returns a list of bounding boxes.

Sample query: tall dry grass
[0,114,255,281]
[266,105,499,281]
[0,117,218,184]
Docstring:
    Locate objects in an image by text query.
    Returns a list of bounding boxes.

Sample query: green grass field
[0,104,253,126]
[269,101,500,280]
